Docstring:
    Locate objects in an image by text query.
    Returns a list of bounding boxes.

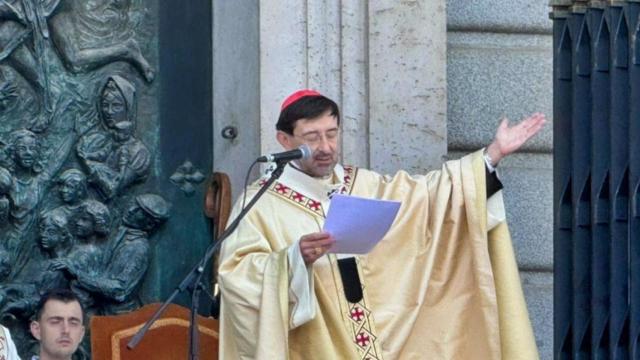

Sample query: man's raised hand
[486,112,546,166]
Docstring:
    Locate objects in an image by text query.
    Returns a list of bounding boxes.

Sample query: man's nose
[316,135,332,152]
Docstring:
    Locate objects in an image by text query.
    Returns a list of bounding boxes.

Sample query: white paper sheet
[323,194,401,254]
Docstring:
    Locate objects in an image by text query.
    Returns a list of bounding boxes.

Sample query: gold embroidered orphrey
[266,166,383,359]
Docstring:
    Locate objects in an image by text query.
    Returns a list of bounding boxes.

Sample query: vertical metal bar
[553,2,575,357]
[609,3,632,359]
[589,4,612,359]
[571,5,594,358]
[626,2,640,357]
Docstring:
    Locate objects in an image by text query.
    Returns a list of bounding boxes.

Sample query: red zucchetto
[280,89,322,111]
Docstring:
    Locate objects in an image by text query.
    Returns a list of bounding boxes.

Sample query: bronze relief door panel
[0,1,213,357]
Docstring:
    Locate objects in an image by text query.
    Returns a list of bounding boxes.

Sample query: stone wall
[447,1,553,358]
[258,0,448,173]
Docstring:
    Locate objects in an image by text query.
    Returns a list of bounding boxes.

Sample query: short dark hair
[34,289,84,322]
[276,95,340,135]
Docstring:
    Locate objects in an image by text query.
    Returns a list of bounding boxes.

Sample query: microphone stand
[127,160,289,359]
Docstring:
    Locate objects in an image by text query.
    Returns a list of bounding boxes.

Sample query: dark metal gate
[552,1,640,358]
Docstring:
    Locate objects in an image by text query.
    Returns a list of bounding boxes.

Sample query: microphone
[257,144,312,163]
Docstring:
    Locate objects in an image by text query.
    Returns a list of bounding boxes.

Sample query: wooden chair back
[90,303,219,360]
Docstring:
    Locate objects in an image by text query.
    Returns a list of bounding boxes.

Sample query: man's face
[30,300,85,360]
[15,136,38,169]
[40,221,63,250]
[59,179,82,204]
[73,213,94,239]
[277,111,340,178]
[124,204,153,230]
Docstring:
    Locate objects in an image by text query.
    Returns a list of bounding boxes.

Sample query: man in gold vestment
[218,90,545,359]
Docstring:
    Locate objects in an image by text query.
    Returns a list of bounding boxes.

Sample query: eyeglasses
[294,129,340,146]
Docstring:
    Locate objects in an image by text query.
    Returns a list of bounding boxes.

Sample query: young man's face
[39,220,64,250]
[72,212,94,239]
[30,299,85,360]
[277,110,340,178]
[59,178,83,204]
[15,135,38,169]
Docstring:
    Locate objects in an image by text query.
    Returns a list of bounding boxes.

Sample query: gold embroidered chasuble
[218,150,538,359]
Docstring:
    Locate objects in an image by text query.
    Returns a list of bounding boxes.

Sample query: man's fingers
[525,116,546,136]
[493,113,546,157]
[301,236,335,252]
[300,232,331,242]
[529,120,545,133]
[300,233,336,265]
[522,113,546,126]
[310,236,336,247]
[300,232,335,247]
[514,114,546,135]
[499,117,509,130]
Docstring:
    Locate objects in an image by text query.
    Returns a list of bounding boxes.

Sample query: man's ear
[276,131,294,150]
[30,321,41,340]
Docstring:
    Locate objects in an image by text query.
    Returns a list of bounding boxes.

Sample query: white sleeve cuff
[287,240,316,329]
[487,190,506,231]
[484,153,497,173]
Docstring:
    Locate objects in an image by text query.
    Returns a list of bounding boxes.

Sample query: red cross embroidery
[275,184,289,194]
[308,200,321,211]
[258,179,267,187]
[356,332,370,347]
[292,192,305,203]
[350,307,365,322]
[344,175,351,183]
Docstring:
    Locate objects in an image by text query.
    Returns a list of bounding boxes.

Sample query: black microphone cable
[241,159,260,211]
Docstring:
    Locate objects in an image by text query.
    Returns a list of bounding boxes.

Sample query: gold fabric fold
[489,222,539,359]
[469,152,539,359]
[218,150,538,359]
